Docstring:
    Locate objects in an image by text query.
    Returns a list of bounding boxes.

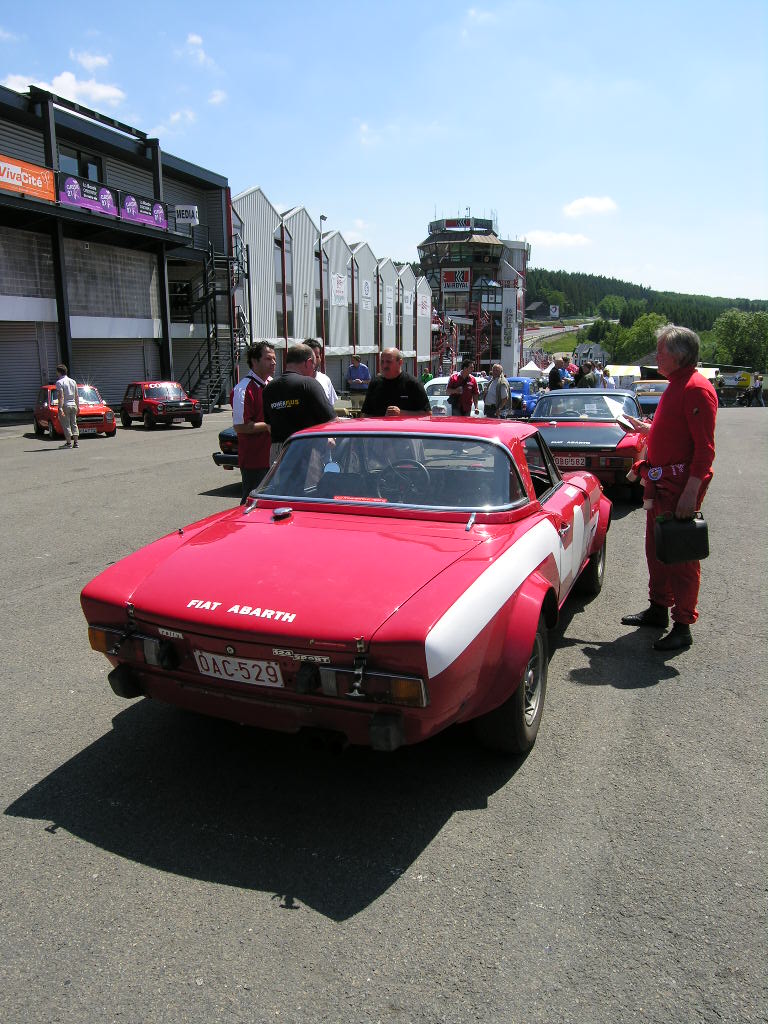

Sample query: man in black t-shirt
[361,348,431,417]
[263,344,335,444]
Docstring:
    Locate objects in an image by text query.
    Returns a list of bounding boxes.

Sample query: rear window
[258,433,526,510]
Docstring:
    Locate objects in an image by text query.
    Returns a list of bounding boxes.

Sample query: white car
[425,376,486,416]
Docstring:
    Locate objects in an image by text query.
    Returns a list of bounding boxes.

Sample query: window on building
[58,146,103,182]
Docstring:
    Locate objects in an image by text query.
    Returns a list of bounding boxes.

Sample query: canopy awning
[606,365,641,378]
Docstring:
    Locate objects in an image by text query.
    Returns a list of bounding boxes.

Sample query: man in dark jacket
[263,343,335,446]
[362,348,431,416]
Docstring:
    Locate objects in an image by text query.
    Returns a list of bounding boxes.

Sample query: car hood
[118,508,485,647]
[534,422,628,450]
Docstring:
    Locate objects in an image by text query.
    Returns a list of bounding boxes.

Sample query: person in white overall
[55,363,80,448]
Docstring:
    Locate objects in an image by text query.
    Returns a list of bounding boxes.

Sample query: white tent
[518,360,545,378]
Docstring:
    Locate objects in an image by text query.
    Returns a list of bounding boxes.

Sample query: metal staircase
[179,240,249,412]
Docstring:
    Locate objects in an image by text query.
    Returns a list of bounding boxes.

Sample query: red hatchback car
[119,381,202,430]
[33,384,117,438]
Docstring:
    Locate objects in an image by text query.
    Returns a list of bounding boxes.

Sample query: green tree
[546,289,568,316]
[711,309,768,370]
[597,294,626,320]
[615,313,667,362]
[619,298,648,328]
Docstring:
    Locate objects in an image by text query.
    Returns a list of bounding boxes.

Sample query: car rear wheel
[191,416,203,428]
[474,614,548,755]
[575,538,606,596]
[143,411,155,430]
[33,418,44,437]
[120,410,132,429]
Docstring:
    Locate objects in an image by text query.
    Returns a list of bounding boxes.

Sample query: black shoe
[653,623,693,651]
[621,603,669,628]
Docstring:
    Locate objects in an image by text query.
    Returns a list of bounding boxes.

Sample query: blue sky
[2,0,766,300]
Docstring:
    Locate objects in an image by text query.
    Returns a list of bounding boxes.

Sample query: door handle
[559,523,571,536]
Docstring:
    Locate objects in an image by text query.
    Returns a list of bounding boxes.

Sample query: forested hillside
[526,268,766,332]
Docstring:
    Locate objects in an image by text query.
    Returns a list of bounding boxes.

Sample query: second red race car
[119,381,203,430]
[529,388,647,498]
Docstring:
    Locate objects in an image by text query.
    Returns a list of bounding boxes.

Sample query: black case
[654,513,709,564]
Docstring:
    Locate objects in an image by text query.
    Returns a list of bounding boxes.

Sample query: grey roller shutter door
[71,340,163,406]
[0,323,45,412]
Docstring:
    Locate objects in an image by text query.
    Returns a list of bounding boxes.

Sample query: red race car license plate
[555,454,586,468]
[172,417,184,424]
[193,650,284,687]
[79,427,97,434]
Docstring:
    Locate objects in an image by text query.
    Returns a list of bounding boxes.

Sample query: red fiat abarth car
[33,383,117,438]
[82,418,611,755]
[119,381,202,430]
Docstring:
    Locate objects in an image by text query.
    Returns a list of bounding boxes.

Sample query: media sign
[59,174,118,217]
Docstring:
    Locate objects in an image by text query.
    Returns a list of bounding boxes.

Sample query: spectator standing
[420,367,434,385]
[580,361,598,388]
[263,344,336,449]
[620,325,717,651]
[361,348,431,417]
[305,339,339,408]
[345,354,371,393]
[484,363,511,417]
[447,359,480,416]
[55,363,80,449]
[752,373,765,407]
[714,373,725,407]
[601,368,616,390]
[548,358,564,391]
[232,342,276,504]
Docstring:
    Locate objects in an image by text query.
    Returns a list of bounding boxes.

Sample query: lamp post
[318,214,327,351]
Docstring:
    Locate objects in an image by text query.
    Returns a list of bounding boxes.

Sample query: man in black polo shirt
[361,348,431,417]
[263,343,335,445]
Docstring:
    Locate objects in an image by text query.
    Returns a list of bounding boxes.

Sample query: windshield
[77,385,104,406]
[144,383,187,401]
[257,433,526,509]
[532,393,638,421]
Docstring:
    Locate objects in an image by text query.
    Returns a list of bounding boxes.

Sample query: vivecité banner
[0,153,55,202]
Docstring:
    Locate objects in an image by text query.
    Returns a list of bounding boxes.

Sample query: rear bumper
[212,452,238,469]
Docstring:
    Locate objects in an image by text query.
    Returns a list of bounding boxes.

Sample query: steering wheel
[377,459,431,502]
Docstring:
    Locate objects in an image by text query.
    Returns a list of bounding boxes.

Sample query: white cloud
[208,89,227,105]
[70,49,110,72]
[563,196,618,218]
[1,70,124,107]
[524,230,591,247]
[148,109,197,138]
[0,26,19,41]
[184,32,214,68]
[466,8,496,25]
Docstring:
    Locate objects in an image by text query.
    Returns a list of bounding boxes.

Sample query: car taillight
[598,456,634,469]
[312,667,428,707]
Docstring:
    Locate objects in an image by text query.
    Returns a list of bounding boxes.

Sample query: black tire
[105,428,117,437]
[46,421,56,439]
[191,416,203,428]
[575,537,606,596]
[474,614,548,755]
[33,418,44,437]
[120,410,132,429]
[143,411,155,430]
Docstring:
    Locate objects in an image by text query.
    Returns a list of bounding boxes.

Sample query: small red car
[119,381,202,430]
[33,384,116,438]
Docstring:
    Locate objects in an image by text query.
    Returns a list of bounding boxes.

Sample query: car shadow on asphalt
[5,701,523,921]
[200,481,241,498]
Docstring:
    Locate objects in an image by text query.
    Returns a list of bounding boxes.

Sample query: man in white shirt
[55,363,80,448]
[484,363,511,417]
[306,339,338,409]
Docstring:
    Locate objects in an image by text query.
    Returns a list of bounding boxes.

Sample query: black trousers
[240,466,268,504]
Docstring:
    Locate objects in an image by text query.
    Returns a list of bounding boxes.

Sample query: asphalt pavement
[0,407,765,1024]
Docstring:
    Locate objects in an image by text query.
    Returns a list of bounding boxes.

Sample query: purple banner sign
[58,174,118,217]
[120,192,168,230]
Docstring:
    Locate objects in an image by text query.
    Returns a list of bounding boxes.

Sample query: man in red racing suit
[621,325,717,651]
